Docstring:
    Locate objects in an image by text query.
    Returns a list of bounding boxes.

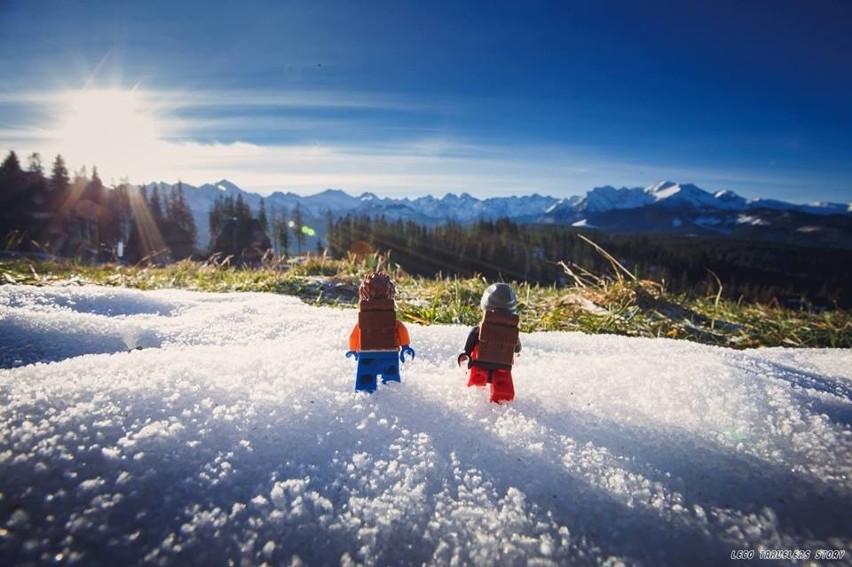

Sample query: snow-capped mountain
[144,180,852,250]
[545,181,829,218]
[539,181,852,247]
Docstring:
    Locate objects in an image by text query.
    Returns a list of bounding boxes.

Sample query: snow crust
[1,285,850,566]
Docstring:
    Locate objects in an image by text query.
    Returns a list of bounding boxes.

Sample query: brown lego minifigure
[457,283,521,403]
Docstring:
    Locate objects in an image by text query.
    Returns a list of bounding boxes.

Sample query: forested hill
[326,215,852,308]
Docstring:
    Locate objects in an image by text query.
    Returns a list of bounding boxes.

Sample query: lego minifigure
[346,272,415,392]
[457,283,521,403]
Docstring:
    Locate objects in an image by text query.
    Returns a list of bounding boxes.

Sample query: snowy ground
[1,284,850,566]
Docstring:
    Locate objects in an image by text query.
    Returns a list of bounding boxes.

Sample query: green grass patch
[2,254,849,349]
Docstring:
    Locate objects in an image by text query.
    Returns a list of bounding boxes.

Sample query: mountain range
[145,180,852,251]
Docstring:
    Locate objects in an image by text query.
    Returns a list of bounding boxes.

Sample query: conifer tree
[168,181,197,249]
[50,155,70,195]
[274,206,290,258]
[235,194,250,220]
[258,198,268,233]
[27,153,43,176]
[0,150,22,177]
[45,154,72,251]
[292,204,306,256]
[0,151,25,241]
[149,184,163,220]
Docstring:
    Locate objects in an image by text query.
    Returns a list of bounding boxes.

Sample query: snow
[571,219,596,228]
[579,186,651,213]
[648,181,683,201]
[1,284,851,566]
[737,214,769,226]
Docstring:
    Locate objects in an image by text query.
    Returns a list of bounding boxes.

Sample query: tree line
[326,214,852,308]
[0,150,314,264]
[207,194,318,260]
[0,150,198,263]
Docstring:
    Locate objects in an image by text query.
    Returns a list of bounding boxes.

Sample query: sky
[1,0,851,203]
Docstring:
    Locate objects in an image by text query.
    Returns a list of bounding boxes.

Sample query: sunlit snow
[1,285,850,566]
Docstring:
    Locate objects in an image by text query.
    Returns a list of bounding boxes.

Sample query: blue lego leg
[355,355,379,393]
[377,351,401,384]
[355,351,400,391]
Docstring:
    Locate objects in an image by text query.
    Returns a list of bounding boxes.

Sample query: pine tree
[43,154,72,252]
[275,207,290,258]
[0,151,26,243]
[209,197,224,248]
[0,150,22,177]
[27,153,43,176]
[292,204,305,256]
[235,194,251,221]
[149,184,163,220]
[168,181,197,252]
[258,198,268,233]
[104,183,132,259]
[80,166,107,257]
[22,153,48,244]
[50,155,70,195]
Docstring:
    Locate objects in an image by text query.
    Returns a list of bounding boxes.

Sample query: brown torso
[358,299,398,350]
[475,309,520,367]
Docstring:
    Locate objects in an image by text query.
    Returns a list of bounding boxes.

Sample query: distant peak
[648,180,678,192]
[214,179,240,192]
[441,192,476,201]
[713,189,745,201]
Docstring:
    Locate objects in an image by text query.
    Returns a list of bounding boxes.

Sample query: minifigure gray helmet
[480,283,517,313]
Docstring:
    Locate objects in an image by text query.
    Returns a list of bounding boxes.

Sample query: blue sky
[1,0,851,203]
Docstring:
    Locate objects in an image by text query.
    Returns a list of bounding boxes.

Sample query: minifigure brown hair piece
[359,272,396,302]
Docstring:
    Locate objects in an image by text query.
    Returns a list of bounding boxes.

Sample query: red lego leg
[467,366,489,387]
[490,369,515,403]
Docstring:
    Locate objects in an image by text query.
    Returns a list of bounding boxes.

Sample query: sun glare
[55,88,167,180]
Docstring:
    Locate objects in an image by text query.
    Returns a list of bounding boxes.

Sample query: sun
[55,88,167,180]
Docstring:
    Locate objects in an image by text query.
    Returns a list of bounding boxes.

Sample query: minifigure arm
[348,324,361,351]
[396,321,415,362]
[458,326,479,366]
[463,326,480,356]
[395,320,411,348]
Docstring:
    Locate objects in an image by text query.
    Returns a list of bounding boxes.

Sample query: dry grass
[2,247,849,349]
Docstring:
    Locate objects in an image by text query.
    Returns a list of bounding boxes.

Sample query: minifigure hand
[400,345,415,363]
[457,353,469,367]
[345,350,358,360]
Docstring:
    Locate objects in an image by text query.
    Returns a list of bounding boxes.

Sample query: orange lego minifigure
[346,272,415,392]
